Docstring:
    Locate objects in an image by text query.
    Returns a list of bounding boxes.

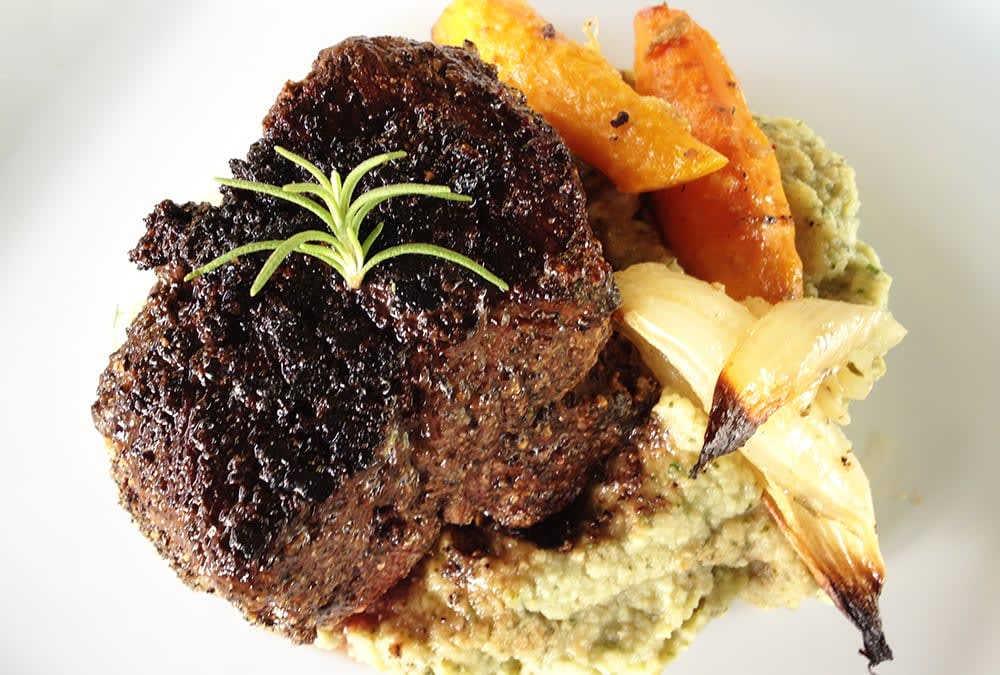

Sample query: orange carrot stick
[634,5,803,302]
[433,0,727,194]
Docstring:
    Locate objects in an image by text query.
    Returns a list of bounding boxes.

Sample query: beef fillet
[93,37,642,642]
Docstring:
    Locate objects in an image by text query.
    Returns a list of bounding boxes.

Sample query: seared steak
[93,37,639,642]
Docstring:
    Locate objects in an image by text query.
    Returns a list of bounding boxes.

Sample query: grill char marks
[93,37,625,642]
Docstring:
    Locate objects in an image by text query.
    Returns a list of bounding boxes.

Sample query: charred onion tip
[820,540,893,669]
[863,638,894,671]
[691,379,761,477]
[841,590,893,669]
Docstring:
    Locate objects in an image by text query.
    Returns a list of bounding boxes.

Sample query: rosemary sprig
[184,146,509,295]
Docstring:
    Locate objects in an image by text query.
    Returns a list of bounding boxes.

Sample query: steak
[93,37,641,642]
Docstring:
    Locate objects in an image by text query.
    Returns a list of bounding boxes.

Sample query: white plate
[1,1,997,673]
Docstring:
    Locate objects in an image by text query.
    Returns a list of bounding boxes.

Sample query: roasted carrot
[634,5,803,302]
[433,0,727,194]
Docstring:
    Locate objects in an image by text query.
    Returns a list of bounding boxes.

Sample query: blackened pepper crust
[94,37,625,641]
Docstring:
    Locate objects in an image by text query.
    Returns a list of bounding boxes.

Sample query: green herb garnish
[184,146,509,295]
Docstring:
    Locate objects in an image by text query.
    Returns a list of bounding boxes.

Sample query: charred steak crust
[93,37,627,641]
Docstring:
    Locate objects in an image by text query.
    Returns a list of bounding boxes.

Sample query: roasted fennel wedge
[615,262,905,668]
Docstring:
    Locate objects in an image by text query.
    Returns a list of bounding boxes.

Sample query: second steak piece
[93,37,628,642]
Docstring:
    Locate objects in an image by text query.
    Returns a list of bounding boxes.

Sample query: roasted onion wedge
[615,263,754,410]
[614,261,904,668]
[744,398,892,666]
[694,298,906,474]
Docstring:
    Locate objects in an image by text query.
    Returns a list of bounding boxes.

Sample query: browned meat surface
[92,37,642,642]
